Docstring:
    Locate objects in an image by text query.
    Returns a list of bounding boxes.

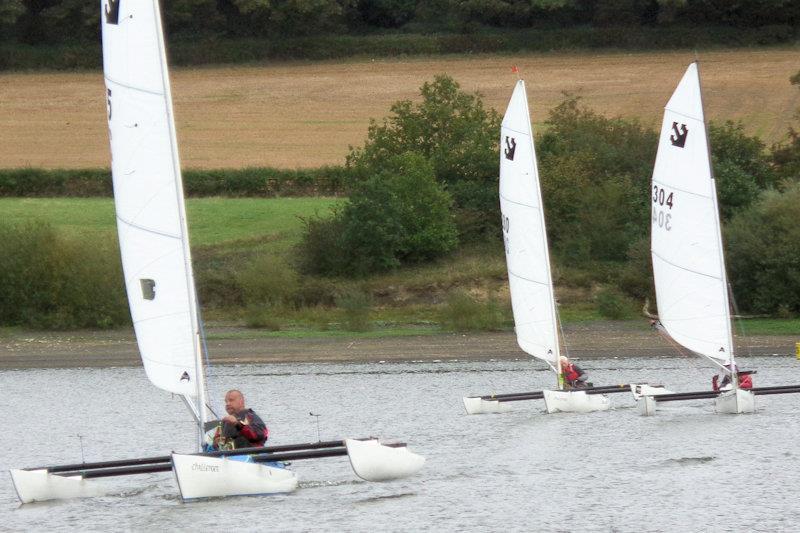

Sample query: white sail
[650,63,733,362]
[101,0,207,400]
[499,80,560,368]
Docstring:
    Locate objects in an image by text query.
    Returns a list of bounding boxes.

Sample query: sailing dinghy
[9,0,424,504]
[463,80,639,415]
[640,62,754,416]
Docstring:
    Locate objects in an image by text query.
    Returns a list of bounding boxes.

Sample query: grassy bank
[3,197,798,334]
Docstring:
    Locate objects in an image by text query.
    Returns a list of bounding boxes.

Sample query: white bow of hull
[171,454,298,501]
[345,439,426,482]
[542,390,610,414]
[715,389,756,414]
[462,396,513,415]
[9,469,107,504]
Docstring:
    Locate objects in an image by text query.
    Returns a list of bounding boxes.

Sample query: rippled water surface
[2,355,800,531]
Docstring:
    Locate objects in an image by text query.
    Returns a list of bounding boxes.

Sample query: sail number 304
[652,185,673,231]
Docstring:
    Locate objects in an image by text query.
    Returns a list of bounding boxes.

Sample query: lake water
[2,355,799,531]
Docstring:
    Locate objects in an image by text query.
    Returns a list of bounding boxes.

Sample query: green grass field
[0,196,341,249]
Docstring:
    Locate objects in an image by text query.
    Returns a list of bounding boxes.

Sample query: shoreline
[1,322,796,369]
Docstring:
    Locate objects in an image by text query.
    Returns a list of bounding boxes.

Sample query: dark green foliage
[348,75,501,240]
[709,121,777,220]
[538,96,656,263]
[594,286,634,320]
[771,71,800,184]
[0,222,129,329]
[0,167,347,198]
[3,25,799,70]
[726,183,800,314]
[617,237,654,301]
[299,152,458,276]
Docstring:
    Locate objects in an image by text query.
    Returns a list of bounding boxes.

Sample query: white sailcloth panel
[499,80,560,366]
[650,63,732,362]
[101,0,199,395]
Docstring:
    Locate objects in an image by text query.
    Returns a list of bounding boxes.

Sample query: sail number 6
[652,185,673,231]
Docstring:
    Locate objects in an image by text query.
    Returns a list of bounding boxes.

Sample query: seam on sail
[133,310,190,324]
[104,75,164,97]
[502,126,530,136]
[508,269,548,286]
[499,193,541,210]
[117,215,182,240]
[652,251,721,281]
[663,108,702,123]
[651,179,712,199]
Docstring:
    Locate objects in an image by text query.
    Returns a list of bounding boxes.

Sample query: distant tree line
[1,0,798,45]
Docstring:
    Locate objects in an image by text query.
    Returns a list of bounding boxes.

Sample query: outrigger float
[8,0,425,505]
[11,438,425,503]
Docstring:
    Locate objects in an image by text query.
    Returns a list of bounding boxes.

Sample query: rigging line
[727,282,752,360]
[196,299,218,418]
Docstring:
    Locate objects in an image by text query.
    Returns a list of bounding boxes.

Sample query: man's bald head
[225,389,246,415]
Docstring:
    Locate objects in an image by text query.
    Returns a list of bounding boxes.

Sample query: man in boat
[560,356,590,389]
[712,364,754,392]
[205,389,270,451]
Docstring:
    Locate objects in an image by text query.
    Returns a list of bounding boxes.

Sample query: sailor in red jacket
[206,389,269,451]
[712,364,754,391]
[560,356,590,389]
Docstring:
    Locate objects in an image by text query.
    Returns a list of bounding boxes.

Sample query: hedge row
[0,167,348,197]
[1,25,797,71]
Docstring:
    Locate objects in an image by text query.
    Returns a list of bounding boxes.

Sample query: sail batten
[500,80,560,367]
[650,63,733,362]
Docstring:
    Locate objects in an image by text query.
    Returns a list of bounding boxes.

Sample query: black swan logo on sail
[105,0,120,25]
[670,122,688,148]
[504,136,517,161]
[180,371,191,382]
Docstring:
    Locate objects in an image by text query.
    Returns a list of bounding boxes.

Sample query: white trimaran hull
[11,439,425,503]
[639,62,754,416]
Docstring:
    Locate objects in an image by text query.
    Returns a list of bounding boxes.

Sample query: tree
[771,71,800,185]
[298,152,458,276]
[726,183,800,315]
[347,74,501,239]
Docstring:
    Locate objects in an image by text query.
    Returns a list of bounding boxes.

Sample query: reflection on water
[2,355,800,531]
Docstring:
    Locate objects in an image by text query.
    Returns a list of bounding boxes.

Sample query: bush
[594,286,634,320]
[238,257,299,309]
[336,290,372,332]
[0,222,128,329]
[708,121,776,220]
[298,152,458,276]
[726,184,800,314]
[439,290,506,331]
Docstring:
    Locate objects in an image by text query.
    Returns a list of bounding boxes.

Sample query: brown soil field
[0,322,794,369]
[1,48,798,169]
